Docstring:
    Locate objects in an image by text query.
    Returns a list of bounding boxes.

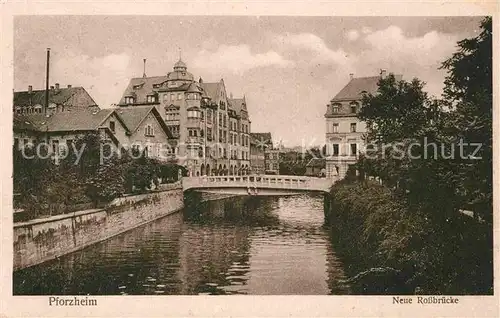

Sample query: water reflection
[14,195,349,295]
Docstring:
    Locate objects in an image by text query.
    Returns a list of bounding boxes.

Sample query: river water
[13,195,350,295]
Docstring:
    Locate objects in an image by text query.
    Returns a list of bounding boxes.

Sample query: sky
[14,16,483,147]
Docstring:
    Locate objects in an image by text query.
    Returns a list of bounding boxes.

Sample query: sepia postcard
[0,1,498,317]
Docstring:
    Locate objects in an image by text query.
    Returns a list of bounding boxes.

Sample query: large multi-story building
[324,70,402,179]
[118,58,251,176]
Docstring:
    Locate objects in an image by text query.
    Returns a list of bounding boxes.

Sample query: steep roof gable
[18,109,113,132]
[333,74,403,101]
[14,87,98,109]
[114,106,173,138]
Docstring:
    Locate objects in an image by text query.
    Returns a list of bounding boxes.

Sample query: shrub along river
[14,195,352,295]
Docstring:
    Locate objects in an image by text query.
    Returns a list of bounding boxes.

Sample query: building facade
[13,84,99,116]
[13,107,175,163]
[118,59,251,176]
[264,149,280,175]
[250,132,272,175]
[324,70,402,179]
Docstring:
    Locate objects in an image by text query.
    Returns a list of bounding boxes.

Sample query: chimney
[67,84,72,88]
[199,77,203,83]
[55,83,60,91]
[50,85,54,90]
[349,73,354,80]
[45,48,50,115]
[28,85,32,93]
[380,69,387,79]
[142,58,147,78]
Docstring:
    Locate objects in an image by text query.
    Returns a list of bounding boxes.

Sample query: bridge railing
[182,175,335,192]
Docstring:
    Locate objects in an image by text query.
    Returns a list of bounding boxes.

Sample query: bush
[328,180,493,295]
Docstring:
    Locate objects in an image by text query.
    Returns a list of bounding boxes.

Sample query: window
[350,143,357,156]
[350,104,357,113]
[170,94,175,101]
[177,93,182,100]
[52,140,59,154]
[147,95,156,103]
[125,96,134,104]
[332,123,339,133]
[207,128,212,141]
[332,144,339,156]
[110,121,115,133]
[350,123,357,132]
[188,110,200,118]
[332,104,340,113]
[145,125,154,136]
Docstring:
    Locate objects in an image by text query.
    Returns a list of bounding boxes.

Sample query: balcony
[165,119,180,125]
[186,137,203,146]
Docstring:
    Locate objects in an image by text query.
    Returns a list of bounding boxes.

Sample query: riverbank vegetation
[329,17,492,295]
[13,133,186,221]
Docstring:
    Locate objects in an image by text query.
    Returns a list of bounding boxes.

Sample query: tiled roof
[18,109,113,132]
[114,106,155,133]
[229,97,246,115]
[200,82,221,100]
[13,87,98,109]
[119,76,168,105]
[13,115,38,131]
[333,74,403,101]
[114,105,173,138]
[306,158,326,168]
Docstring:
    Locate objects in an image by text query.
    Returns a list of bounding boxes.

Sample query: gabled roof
[13,115,39,132]
[200,82,221,100]
[114,106,173,138]
[333,74,403,101]
[19,109,114,132]
[14,87,98,109]
[229,97,246,114]
[119,76,168,105]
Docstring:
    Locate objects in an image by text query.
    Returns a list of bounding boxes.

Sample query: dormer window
[145,124,154,136]
[350,102,358,113]
[133,83,144,90]
[332,103,341,113]
[147,95,157,103]
[125,96,135,104]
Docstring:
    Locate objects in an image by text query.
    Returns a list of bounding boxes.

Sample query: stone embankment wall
[13,188,183,271]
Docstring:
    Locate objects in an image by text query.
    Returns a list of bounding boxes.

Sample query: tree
[441,17,492,224]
